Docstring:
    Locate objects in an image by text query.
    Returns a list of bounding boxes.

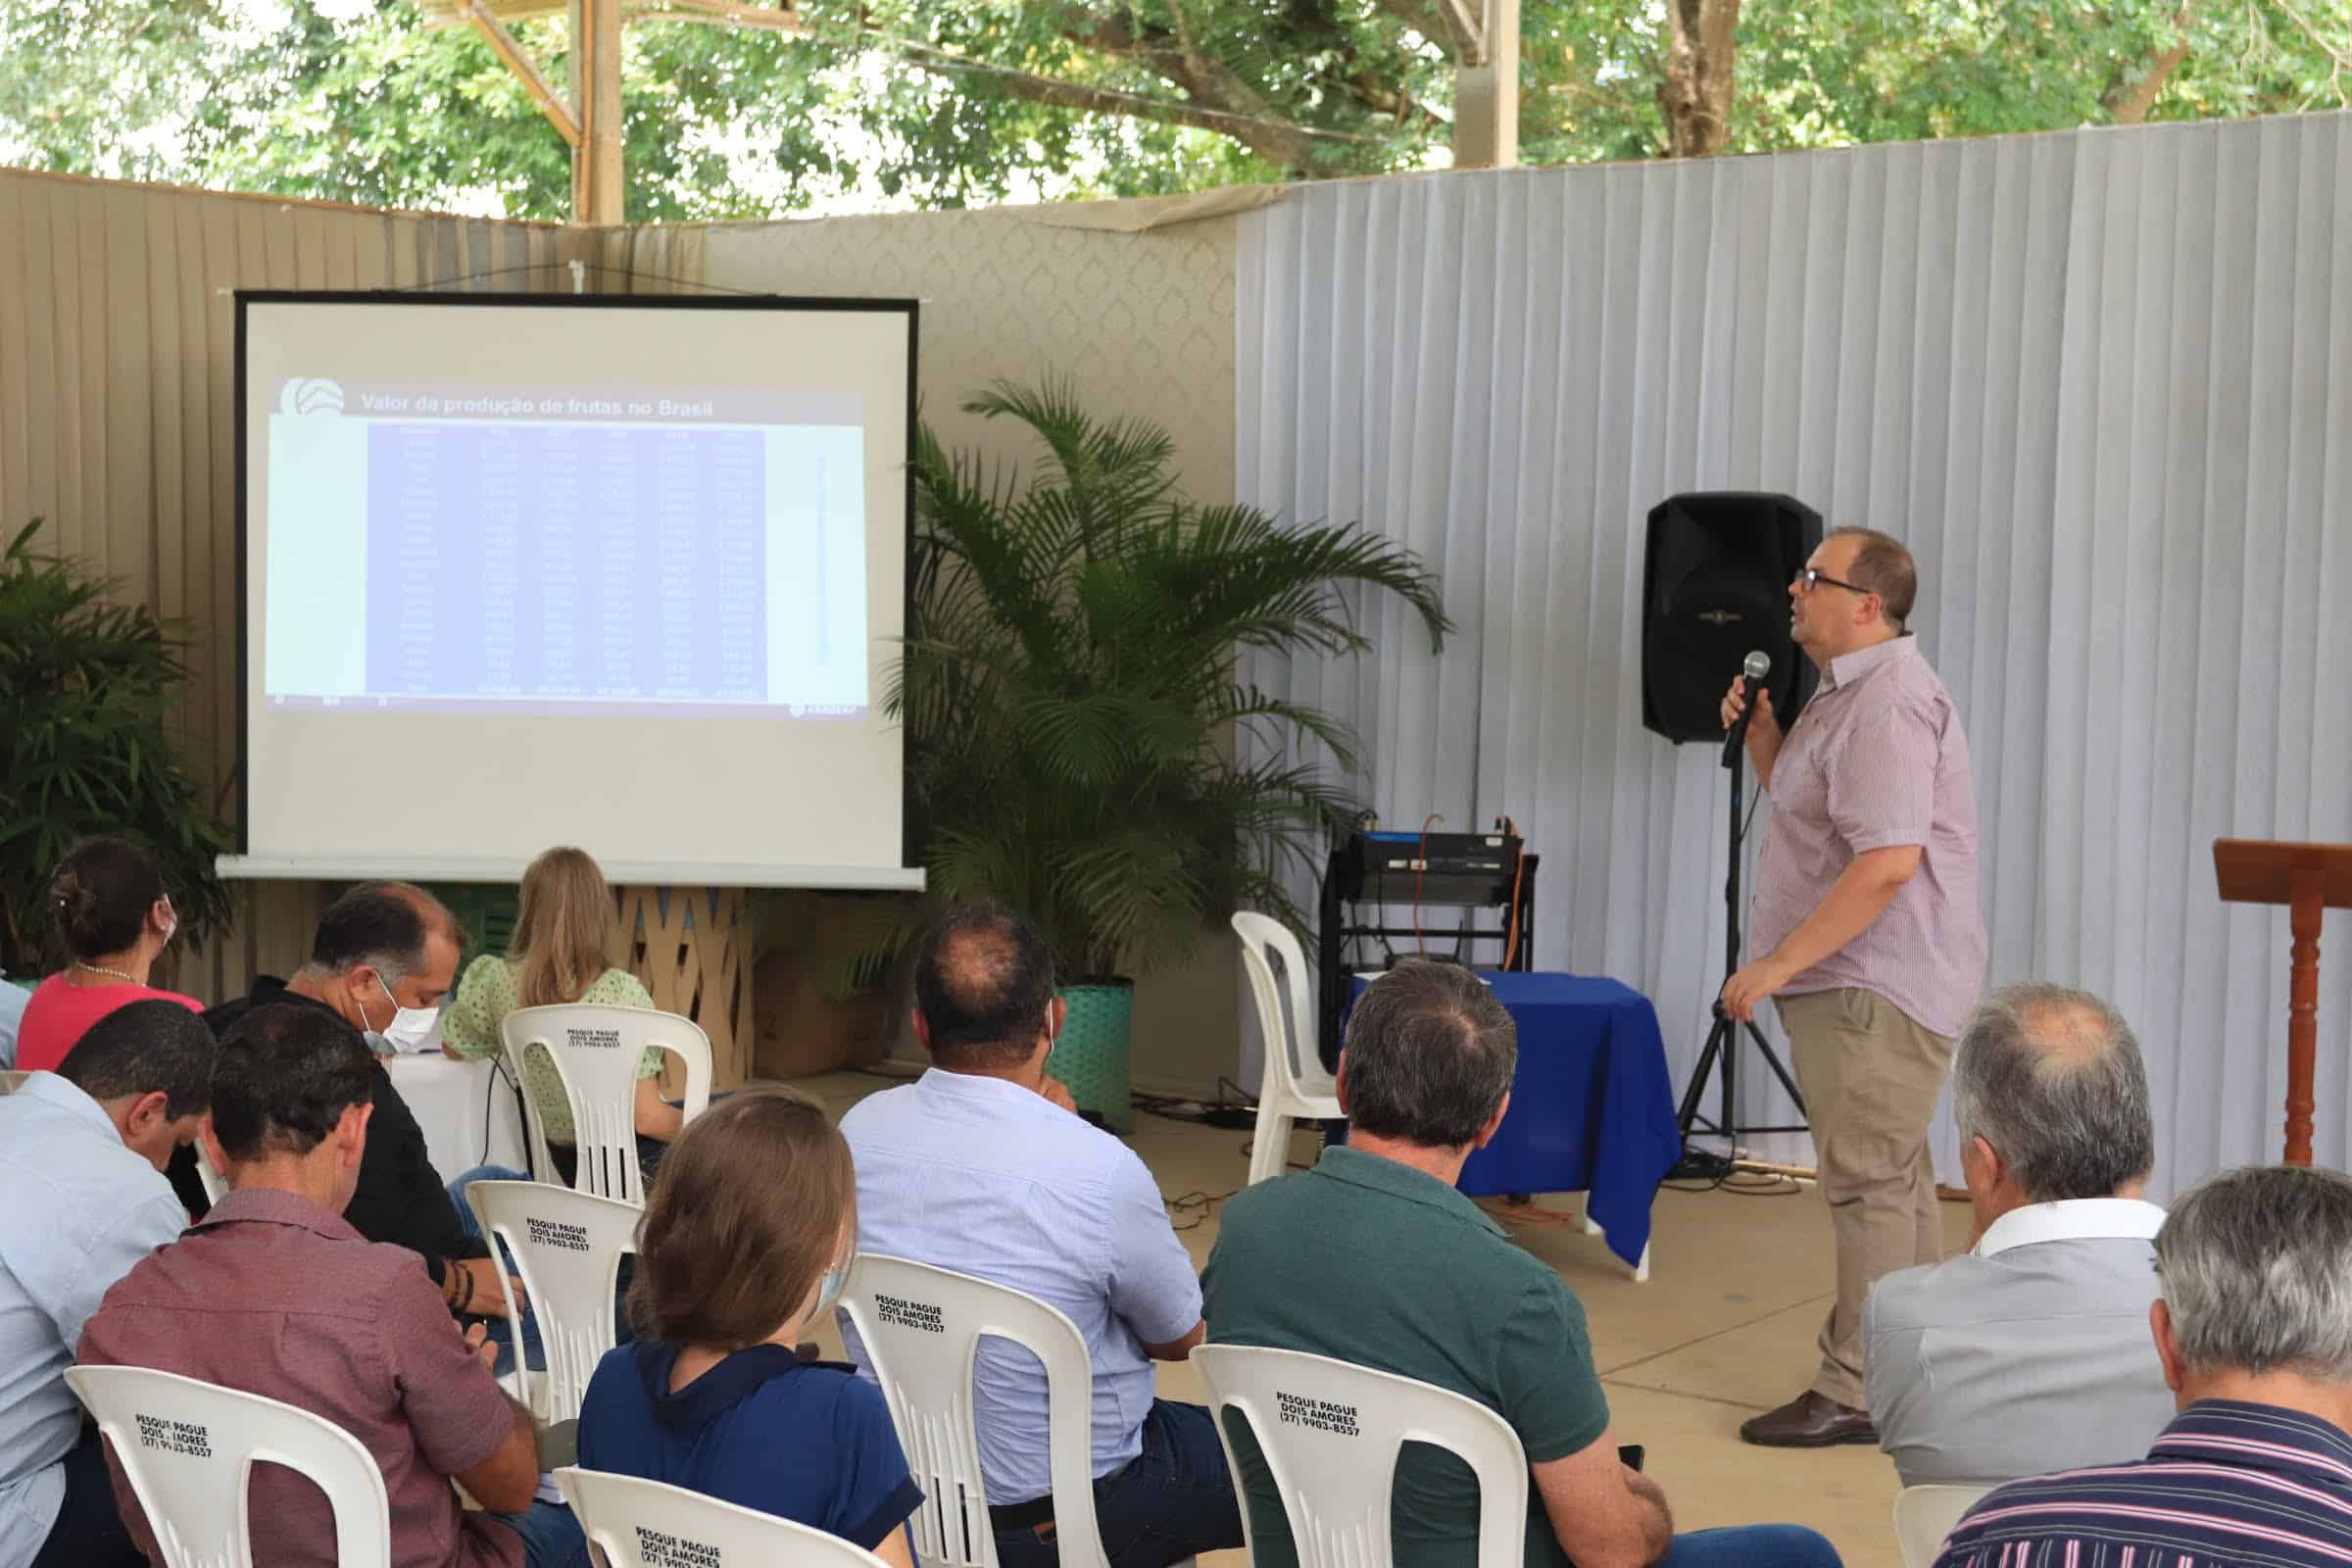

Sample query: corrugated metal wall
[0,170,599,998]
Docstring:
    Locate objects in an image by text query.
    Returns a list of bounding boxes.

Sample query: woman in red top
[14,836,204,1072]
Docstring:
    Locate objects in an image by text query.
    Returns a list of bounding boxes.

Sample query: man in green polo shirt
[1202,959,1842,1568]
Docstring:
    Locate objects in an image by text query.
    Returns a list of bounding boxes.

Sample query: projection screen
[225,291,919,889]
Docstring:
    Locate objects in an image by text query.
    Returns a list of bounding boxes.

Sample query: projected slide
[263,380,868,718]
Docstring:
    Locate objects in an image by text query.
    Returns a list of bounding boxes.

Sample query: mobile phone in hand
[1619,1444,1645,1473]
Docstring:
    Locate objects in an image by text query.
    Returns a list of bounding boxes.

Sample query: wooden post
[1452,0,1519,170]
[2288,863,2324,1166]
[568,0,625,224]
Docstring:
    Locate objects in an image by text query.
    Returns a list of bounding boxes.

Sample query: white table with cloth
[381,1050,529,1183]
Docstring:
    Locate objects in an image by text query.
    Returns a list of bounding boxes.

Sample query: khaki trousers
[1776,987,1954,1409]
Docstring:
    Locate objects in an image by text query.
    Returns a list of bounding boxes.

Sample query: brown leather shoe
[1739,1391,1877,1447]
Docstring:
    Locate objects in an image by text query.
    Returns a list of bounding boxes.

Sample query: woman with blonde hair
[441,846,681,1184]
[577,1088,920,1565]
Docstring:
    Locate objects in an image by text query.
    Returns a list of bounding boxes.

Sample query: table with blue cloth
[1344,971,1683,1270]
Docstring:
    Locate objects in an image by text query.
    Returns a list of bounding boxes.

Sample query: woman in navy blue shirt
[578,1088,921,1564]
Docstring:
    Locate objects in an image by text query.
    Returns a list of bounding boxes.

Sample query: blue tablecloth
[1345,971,1682,1268]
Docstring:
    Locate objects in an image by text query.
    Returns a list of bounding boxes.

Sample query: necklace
[73,962,142,985]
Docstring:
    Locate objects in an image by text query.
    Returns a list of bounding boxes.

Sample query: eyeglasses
[1795,567,1873,597]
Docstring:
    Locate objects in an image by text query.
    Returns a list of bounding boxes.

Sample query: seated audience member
[78,1004,586,1568]
[1203,960,1841,1568]
[0,1003,213,1568]
[1866,983,2172,1486]
[577,1088,920,1565]
[442,846,678,1186]
[839,900,1244,1568]
[438,850,667,1373]
[1935,1163,2352,1567]
[198,882,521,1326]
[14,837,203,1073]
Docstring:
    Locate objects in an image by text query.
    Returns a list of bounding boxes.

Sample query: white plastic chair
[1191,1344,1528,1568]
[64,1364,392,1568]
[838,1255,1110,1568]
[559,1465,892,1567]
[1894,1483,1994,1567]
[500,1003,712,1201]
[464,1179,640,1426]
[1232,911,1343,1186]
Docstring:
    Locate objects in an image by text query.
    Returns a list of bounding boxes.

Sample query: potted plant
[889,383,1449,1127]
[0,520,233,978]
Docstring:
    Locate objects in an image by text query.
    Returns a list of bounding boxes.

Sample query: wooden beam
[463,0,580,146]
[1451,0,1517,167]
[569,0,625,224]
[419,0,566,26]
[628,0,807,29]
[1437,0,1484,60]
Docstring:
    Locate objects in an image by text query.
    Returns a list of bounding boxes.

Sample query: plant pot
[1048,979,1136,1134]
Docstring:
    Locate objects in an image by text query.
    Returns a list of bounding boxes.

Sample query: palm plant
[0,519,232,973]
[890,382,1450,981]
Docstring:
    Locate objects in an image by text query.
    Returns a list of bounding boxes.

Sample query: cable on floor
[1164,1189,1239,1232]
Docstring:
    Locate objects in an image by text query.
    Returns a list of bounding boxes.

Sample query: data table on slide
[365,420,768,704]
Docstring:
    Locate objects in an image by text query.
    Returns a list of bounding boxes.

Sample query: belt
[987,1449,1143,1533]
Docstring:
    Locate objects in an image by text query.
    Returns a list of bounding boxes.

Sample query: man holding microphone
[1718,526,1986,1448]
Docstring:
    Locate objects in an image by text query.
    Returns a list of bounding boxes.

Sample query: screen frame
[230,287,921,885]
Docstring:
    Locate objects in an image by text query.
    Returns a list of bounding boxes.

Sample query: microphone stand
[1672,708,1811,1176]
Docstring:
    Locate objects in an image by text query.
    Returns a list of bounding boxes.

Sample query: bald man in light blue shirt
[840,901,1242,1568]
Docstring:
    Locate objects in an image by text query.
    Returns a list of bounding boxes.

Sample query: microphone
[1723,649,1772,767]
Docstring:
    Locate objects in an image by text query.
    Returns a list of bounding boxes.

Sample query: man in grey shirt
[1864,983,2174,1487]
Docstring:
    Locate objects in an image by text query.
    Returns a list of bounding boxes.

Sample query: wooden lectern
[2214,840,2352,1165]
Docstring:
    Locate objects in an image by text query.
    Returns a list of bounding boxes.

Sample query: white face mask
[368,976,440,1054]
[812,1257,852,1316]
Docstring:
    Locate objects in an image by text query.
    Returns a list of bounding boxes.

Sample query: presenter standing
[1716,527,1986,1448]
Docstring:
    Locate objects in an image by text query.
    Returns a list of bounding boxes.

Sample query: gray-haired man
[1934,1165,2352,1566]
[1863,984,2172,1485]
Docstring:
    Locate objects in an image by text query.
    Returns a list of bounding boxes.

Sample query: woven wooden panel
[620,885,755,1089]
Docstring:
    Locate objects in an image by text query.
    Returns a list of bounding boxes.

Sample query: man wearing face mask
[838,900,1244,1568]
[196,881,522,1326]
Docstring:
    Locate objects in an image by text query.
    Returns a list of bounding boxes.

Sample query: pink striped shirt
[1749,635,1986,1038]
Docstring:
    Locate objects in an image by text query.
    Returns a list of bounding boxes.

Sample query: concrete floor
[792,1069,1975,1568]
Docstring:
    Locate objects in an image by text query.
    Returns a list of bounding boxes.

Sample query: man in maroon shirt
[1719,527,1988,1448]
[77,1004,585,1568]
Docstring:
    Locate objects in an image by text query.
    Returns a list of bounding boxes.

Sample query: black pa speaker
[1641,492,1822,743]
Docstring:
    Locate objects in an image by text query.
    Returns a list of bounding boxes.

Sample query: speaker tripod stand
[1672,722,1810,1179]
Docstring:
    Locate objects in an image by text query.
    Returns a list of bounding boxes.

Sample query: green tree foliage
[0,0,2342,216]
